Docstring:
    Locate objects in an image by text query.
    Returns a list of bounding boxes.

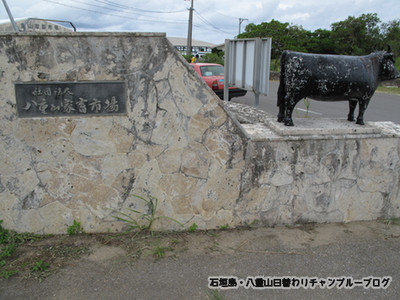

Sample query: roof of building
[0,17,74,32]
[167,37,217,48]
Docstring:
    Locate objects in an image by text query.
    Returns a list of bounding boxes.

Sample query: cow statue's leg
[347,101,357,122]
[277,81,285,122]
[277,102,285,122]
[355,98,371,125]
[284,98,301,126]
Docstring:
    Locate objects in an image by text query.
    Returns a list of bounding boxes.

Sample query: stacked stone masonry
[0,33,399,233]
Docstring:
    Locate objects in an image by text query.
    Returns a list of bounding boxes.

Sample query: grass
[67,220,84,236]
[207,289,225,300]
[2,218,399,285]
[0,220,91,280]
[189,223,198,232]
[219,224,229,231]
[377,85,400,95]
[0,221,8,244]
[30,260,50,273]
[0,222,225,280]
[113,194,183,234]
[377,217,400,226]
[152,240,172,259]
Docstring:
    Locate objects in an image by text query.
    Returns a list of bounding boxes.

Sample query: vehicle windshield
[200,65,224,76]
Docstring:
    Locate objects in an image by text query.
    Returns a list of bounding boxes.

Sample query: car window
[200,65,224,76]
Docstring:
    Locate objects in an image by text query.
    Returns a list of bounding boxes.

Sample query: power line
[213,10,239,20]
[43,0,188,25]
[43,0,237,37]
[93,0,186,14]
[194,10,235,35]
[191,2,239,35]
[69,0,185,21]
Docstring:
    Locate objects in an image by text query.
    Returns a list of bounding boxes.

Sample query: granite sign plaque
[15,81,126,118]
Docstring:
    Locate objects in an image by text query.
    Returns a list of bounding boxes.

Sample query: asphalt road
[231,81,400,124]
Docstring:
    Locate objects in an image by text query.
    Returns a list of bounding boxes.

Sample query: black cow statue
[277,50,400,126]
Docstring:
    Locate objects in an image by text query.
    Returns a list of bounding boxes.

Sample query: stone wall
[0,32,247,233]
[1,33,399,234]
[227,103,400,226]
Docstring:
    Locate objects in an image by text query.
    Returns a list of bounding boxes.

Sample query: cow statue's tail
[277,50,288,122]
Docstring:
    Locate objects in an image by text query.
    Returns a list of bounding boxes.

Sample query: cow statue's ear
[387,45,392,53]
[383,52,395,62]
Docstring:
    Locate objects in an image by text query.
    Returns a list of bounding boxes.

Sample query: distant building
[0,18,74,32]
[0,21,215,57]
[167,37,216,57]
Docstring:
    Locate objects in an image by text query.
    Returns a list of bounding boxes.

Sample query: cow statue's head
[380,51,400,81]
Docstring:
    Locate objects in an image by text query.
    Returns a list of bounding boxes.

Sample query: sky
[0,0,399,45]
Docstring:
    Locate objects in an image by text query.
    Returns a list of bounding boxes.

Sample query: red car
[190,63,247,100]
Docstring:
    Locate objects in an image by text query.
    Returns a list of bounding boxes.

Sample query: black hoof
[284,120,294,126]
[356,120,365,125]
[347,116,355,122]
[277,117,284,123]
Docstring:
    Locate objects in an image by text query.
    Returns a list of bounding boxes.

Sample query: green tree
[239,20,287,59]
[382,19,400,58]
[286,24,310,52]
[238,19,309,69]
[331,13,383,55]
[235,14,399,71]
[202,48,224,65]
[305,29,337,54]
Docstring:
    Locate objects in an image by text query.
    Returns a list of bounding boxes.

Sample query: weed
[1,243,16,271]
[1,243,15,257]
[114,194,183,233]
[243,219,260,230]
[0,221,18,279]
[207,289,225,300]
[189,223,198,232]
[153,245,165,258]
[303,98,311,117]
[219,224,229,231]
[377,85,400,95]
[0,220,88,281]
[7,231,44,244]
[378,217,400,226]
[31,260,50,273]
[30,260,50,281]
[67,220,84,236]
[295,97,311,118]
[152,241,171,259]
[0,269,18,279]
[0,220,9,244]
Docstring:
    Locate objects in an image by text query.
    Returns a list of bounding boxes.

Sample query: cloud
[0,0,399,44]
[281,13,311,24]
[278,3,293,10]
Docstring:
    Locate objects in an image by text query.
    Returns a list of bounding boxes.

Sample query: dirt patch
[1,220,400,282]
[87,246,127,262]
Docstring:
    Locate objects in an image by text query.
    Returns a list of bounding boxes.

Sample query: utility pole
[2,0,19,32]
[186,0,194,57]
[239,18,248,35]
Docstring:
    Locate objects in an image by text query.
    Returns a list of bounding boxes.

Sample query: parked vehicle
[190,63,247,100]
